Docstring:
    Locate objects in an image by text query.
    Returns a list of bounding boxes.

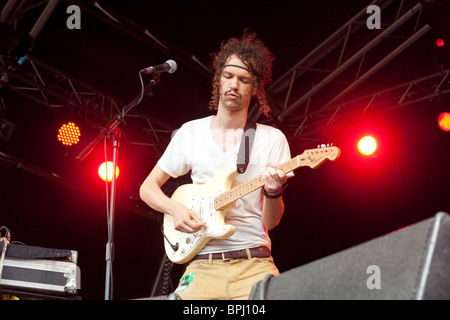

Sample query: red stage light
[438,112,450,132]
[57,122,81,146]
[358,136,377,156]
[98,161,120,182]
[436,38,445,48]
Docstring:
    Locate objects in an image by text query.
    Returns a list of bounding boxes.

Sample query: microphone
[140,59,177,74]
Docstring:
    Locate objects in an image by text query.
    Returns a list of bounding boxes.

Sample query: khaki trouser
[174,256,279,300]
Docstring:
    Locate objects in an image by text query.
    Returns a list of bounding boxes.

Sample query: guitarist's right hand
[171,201,206,233]
[140,165,206,234]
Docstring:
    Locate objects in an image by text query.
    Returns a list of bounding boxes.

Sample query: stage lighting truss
[0,54,172,157]
[247,0,450,148]
[2,0,449,155]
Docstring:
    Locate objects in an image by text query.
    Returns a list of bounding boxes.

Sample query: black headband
[223,64,251,73]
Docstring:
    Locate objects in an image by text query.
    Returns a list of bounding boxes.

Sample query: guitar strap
[236,120,256,174]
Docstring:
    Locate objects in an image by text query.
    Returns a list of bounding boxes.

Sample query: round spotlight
[438,112,450,132]
[98,161,120,182]
[358,136,377,156]
[436,38,445,48]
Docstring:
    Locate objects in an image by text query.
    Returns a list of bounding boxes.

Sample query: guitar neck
[214,155,303,211]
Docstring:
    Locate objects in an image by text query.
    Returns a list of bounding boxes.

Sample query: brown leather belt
[192,246,271,261]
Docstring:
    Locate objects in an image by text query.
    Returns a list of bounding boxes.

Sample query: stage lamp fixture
[57,122,81,146]
[438,112,450,132]
[358,136,377,156]
[98,161,120,182]
[435,38,445,48]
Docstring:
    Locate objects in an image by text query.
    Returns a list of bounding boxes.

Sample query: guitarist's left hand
[262,163,288,194]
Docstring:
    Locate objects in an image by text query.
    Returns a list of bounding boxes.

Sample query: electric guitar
[163,145,341,264]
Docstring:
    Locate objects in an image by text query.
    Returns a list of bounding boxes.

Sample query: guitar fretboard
[213,155,305,211]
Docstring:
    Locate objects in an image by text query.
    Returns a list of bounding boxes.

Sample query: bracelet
[263,184,288,199]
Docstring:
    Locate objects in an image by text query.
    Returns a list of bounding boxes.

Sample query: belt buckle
[221,252,231,261]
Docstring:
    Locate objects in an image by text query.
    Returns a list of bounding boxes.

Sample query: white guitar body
[163,164,239,264]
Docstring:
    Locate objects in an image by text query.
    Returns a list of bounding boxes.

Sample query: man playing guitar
[140,29,291,300]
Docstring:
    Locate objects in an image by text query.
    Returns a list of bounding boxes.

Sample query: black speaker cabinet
[250,212,450,300]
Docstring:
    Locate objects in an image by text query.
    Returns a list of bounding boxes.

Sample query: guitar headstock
[302,144,341,168]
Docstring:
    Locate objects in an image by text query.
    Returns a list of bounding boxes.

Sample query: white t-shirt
[157,115,292,254]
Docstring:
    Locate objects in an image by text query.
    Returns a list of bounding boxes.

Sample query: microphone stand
[75,73,160,300]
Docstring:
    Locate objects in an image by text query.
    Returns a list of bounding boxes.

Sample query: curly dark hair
[209,29,275,117]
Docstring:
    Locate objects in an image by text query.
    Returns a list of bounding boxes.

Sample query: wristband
[263,184,288,199]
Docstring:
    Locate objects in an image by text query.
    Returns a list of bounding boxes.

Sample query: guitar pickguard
[172,191,229,255]
[163,185,236,264]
